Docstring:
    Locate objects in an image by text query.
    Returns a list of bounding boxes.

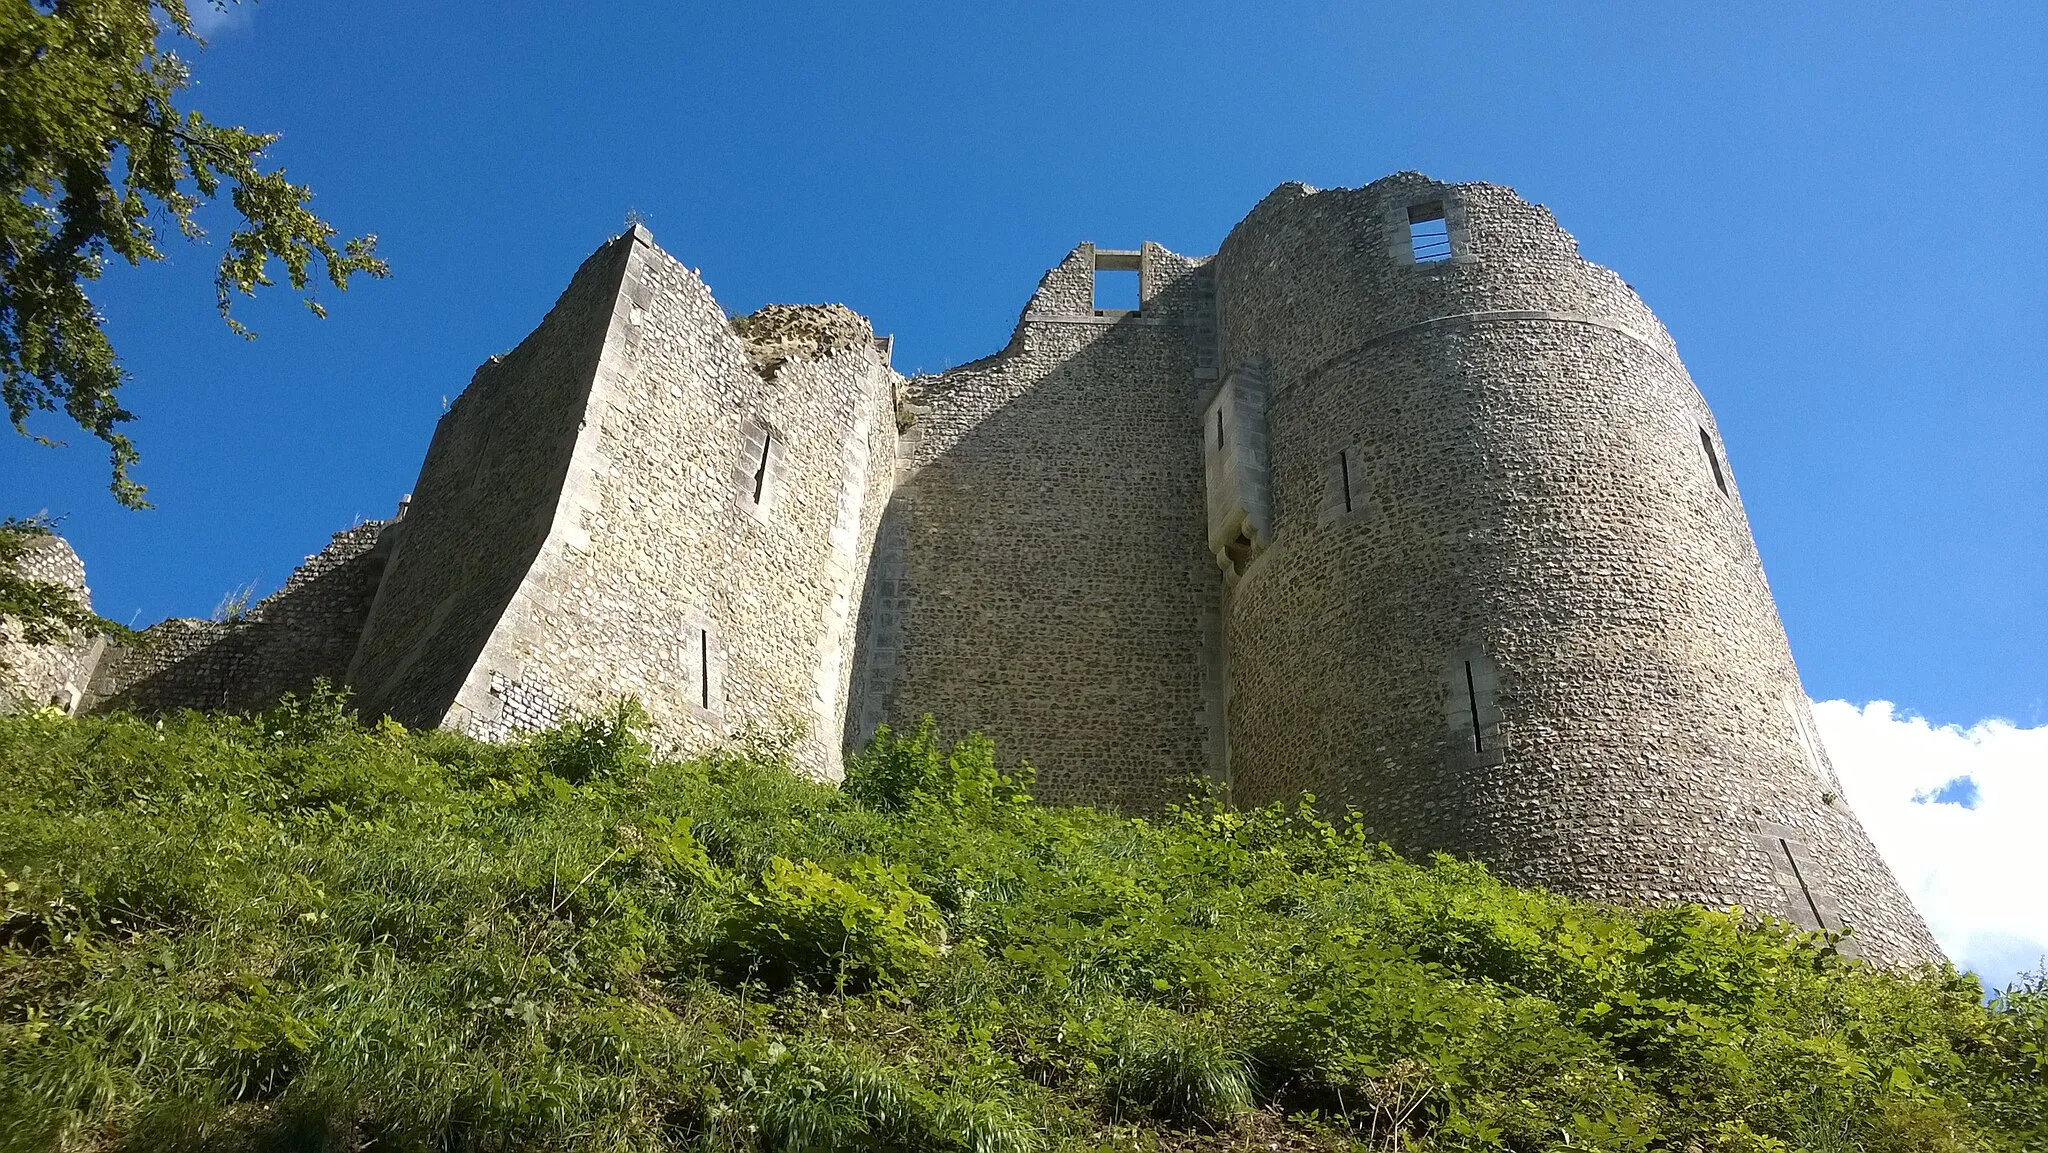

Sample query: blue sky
[5,2,2044,978]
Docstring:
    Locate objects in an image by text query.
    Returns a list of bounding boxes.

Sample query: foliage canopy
[1,0,386,507]
[0,698,2042,1151]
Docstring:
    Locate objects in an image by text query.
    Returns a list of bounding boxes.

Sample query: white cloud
[1814,699,2048,993]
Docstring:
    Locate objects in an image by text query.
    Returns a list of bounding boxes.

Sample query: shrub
[844,716,1032,813]
[713,857,943,991]
[258,679,361,744]
[529,698,652,784]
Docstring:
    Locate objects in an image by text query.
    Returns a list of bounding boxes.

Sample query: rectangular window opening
[1093,267,1140,313]
[1339,450,1353,513]
[1409,202,1451,263]
[1464,660,1484,753]
[1700,427,1728,495]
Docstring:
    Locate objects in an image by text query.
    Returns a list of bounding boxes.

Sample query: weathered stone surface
[2,175,1941,965]
[87,518,397,715]
[343,235,631,734]
[733,303,874,378]
[1203,174,1937,965]
[0,533,103,714]
[872,175,1935,964]
[867,242,1224,812]
[348,226,897,778]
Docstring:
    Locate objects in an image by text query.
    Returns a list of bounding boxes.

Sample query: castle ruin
[3,173,1943,965]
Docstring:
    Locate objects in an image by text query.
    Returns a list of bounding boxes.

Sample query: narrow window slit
[1464,660,1483,753]
[1700,427,1728,495]
[698,628,711,710]
[1215,410,1224,450]
[1339,451,1353,513]
[751,436,773,503]
[1779,837,1829,930]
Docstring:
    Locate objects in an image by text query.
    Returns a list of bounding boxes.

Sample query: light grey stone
[0,172,1942,967]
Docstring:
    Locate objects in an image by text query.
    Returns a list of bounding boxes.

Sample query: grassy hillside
[0,693,2041,1152]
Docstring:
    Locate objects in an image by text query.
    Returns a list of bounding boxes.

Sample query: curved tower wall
[0,534,104,715]
[1211,175,1938,964]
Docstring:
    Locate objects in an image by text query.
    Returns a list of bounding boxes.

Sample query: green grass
[0,690,2041,1152]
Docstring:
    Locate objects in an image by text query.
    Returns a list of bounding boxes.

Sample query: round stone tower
[1207,174,1939,965]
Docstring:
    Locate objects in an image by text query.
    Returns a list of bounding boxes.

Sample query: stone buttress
[345,226,899,779]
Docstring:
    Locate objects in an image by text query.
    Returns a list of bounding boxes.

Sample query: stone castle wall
[348,227,896,779]
[436,229,898,775]
[3,180,1942,964]
[870,243,1225,810]
[0,533,103,713]
[87,519,395,715]
[344,238,630,730]
[1209,174,1936,963]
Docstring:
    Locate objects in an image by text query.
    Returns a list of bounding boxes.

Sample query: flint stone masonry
[1207,175,1935,965]
[875,242,1224,811]
[0,173,1940,965]
[0,534,103,714]
[343,235,632,736]
[85,519,398,715]
[348,227,897,778]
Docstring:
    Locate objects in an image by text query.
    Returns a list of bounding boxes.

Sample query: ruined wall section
[422,228,897,780]
[0,533,104,714]
[1211,174,1937,964]
[876,243,1221,810]
[345,237,632,728]
[86,518,397,715]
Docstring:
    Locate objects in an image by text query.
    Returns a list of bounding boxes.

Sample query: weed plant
[0,690,2042,1151]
